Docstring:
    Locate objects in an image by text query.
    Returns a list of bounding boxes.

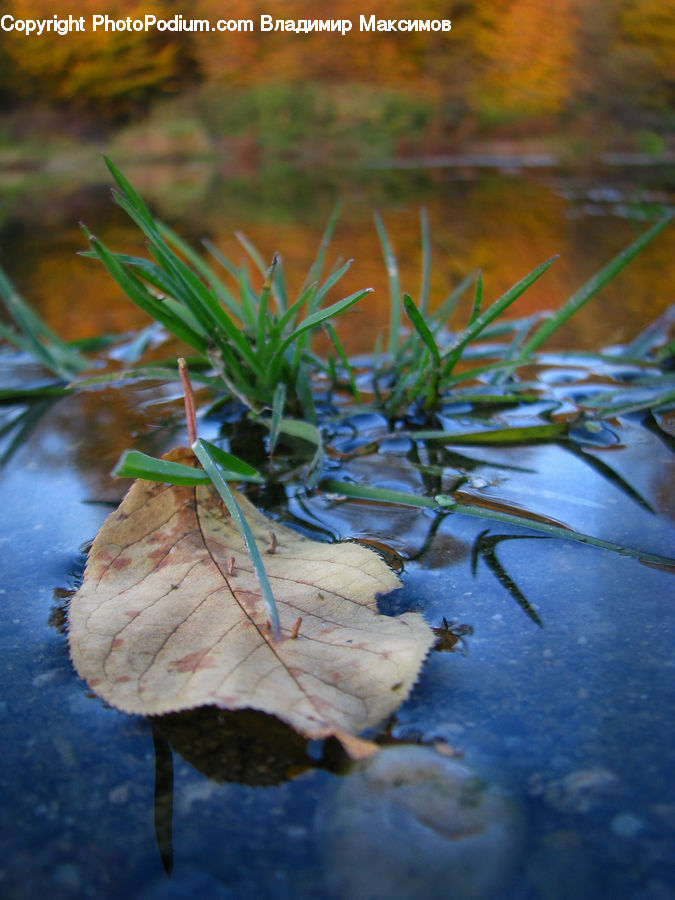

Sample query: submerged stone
[315,745,524,900]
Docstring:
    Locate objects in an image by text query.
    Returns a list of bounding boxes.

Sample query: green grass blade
[403,294,440,367]
[320,479,436,509]
[468,270,483,326]
[257,254,278,356]
[113,450,211,485]
[320,480,675,566]
[202,238,239,280]
[115,445,263,487]
[292,360,317,425]
[235,231,283,310]
[148,240,237,337]
[104,156,154,226]
[0,383,71,402]
[273,255,288,313]
[419,207,431,316]
[235,230,267,278]
[237,266,258,331]
[314,259,354,306]
[158,222,242,319]
[624,306,675,359]
[269,383,286,454]
[655,339,675,365]
[434,495,675,567]
[199,439,264,481]
[110,190,161,242]
[160,297,207,336]
[442,358,526,387]
[192,437,281,641]
[323,322,360,402]
[374,211,402,358]
[276,418,324,486]
[441,256,557,377]
[490,314,541,385]
[0,266,89,377]
[87,235,208,353]
[303,201,342,292]
[267,289,372,381]
[430,271,477,331]
[520,217,672,356]
[82,251,177,296]
[595,386,675,417]
[408,423,569,443]
[104,173,242,342]
[74,365,217,389]
[293,259,354,356]
[275,283,317,337]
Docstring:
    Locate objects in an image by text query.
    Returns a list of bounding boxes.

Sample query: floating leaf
[68,448,433,753]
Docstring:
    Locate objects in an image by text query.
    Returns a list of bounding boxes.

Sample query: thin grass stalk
[235,231,284,311]
[323,322,360,402]
[469,271,483,325]
[319,480,675,566]
[441,256,557,377]
[302,201,342,293]
[193,437,281,642]
[87,235,208,352]
[519,217,671,356]
[256,254,278,361]
[419,207,431,316]
[158,222,241,319]
[374,212,402,358]
[430,271,477,332]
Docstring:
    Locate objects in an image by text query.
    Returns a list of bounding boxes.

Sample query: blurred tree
[1,0,195,119]
[465,0,577,121]
[570,0,673,126]
[190,0,455,92]
[0,0,669,133]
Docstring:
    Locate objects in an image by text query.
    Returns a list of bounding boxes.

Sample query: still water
[0,162,673,898]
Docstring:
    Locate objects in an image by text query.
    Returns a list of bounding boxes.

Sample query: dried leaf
[68,448,433,749]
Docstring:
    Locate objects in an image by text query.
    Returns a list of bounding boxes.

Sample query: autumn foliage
[0,0,671,125]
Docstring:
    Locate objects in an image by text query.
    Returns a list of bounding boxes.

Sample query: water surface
[0,162,673,899]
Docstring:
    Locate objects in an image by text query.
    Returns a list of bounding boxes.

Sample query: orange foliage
[2,0,191,115]
[466,0,578,119]
[190,0,452,95]
[0,0,668,128]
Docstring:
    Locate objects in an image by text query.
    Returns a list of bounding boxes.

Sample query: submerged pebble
[610,812,645,839]
[315,745,523,900]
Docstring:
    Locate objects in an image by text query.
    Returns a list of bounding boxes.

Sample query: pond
[1,161,674,899]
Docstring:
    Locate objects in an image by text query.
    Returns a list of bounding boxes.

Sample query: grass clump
[1,161,671,436]
[374,207,672,419]
[83,157,371,425]
[1,161,673,615]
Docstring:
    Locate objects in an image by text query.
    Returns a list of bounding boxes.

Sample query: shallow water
[1,355,673,898]
[1,164,674,898]
[1,162,674,354]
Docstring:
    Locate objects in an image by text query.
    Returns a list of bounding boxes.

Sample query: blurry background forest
[1,0,672,163]
[0,0,672,354]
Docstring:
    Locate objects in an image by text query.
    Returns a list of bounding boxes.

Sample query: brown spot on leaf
[169,650,217,674]
[148,547,168,562]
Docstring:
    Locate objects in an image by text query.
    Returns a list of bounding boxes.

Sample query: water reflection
[1,165,672,356]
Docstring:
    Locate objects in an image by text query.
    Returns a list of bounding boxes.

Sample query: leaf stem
[178,357,197,445]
